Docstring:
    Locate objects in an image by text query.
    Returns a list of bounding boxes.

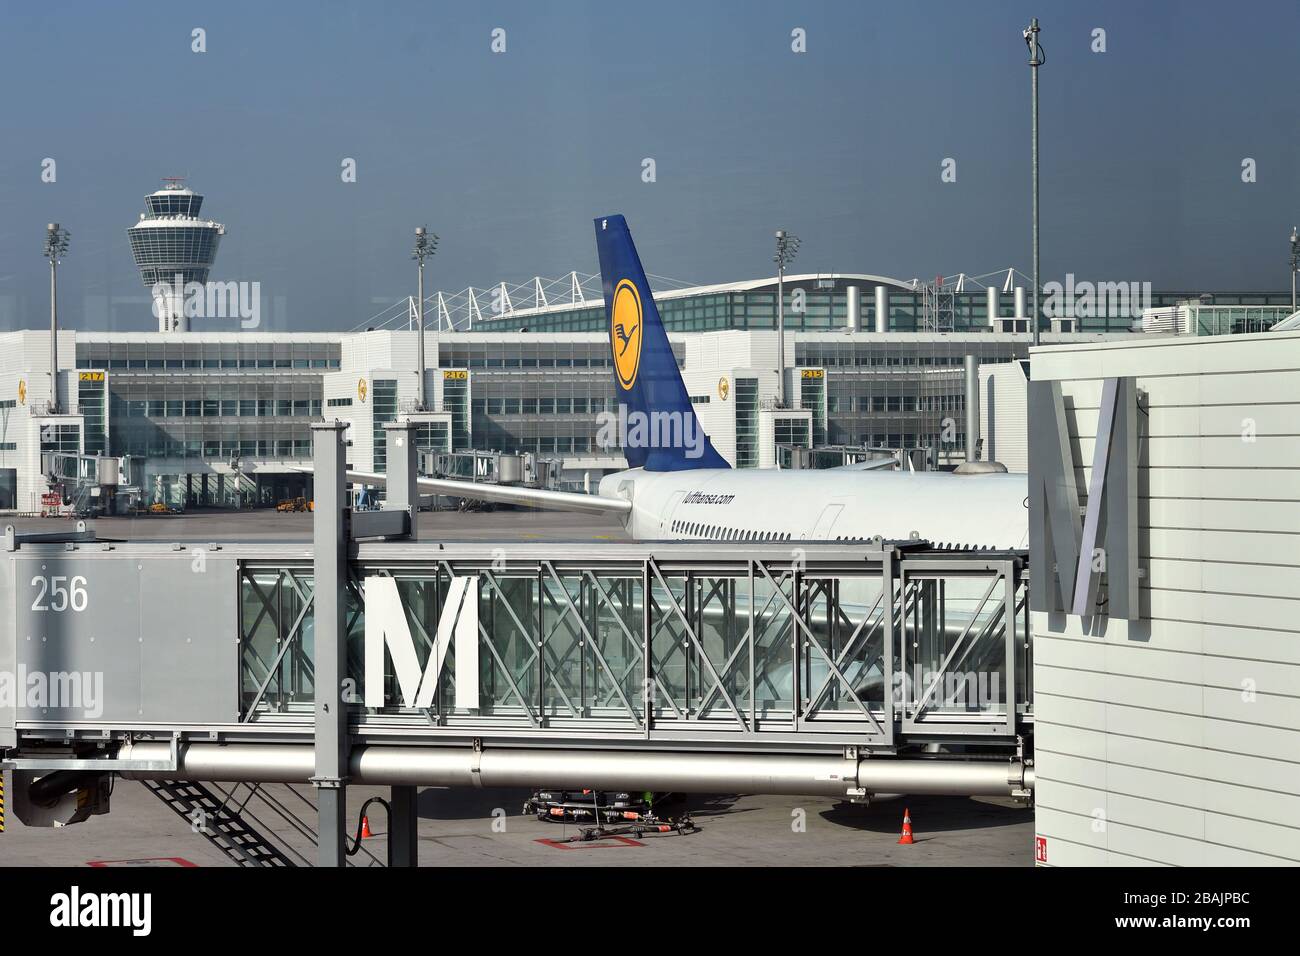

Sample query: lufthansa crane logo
[17,380,26,405]
[610,278,643,391]
[357,378,368,403]
[718,376,729,401]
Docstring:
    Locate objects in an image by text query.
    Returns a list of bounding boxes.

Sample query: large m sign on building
[1028,376,1141,620]
[364,575,480,709]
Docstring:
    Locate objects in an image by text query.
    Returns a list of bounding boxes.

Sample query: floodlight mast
[773,230,801,407]
[1290,226,1298,312]
[412,226,438,410]
[43,223,71,414]
[1024,18,1044,347]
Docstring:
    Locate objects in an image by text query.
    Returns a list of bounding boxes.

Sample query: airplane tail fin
[594,214,729,471]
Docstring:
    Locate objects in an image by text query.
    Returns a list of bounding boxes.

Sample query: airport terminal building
[1,268,1292,512]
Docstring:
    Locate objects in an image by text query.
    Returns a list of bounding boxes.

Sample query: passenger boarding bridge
[2,422,1033,866]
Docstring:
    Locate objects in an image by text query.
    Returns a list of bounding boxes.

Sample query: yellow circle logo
[357,378,368,403]
[610,278,643,391]
[718,376,729,401]
[17,379,26,405]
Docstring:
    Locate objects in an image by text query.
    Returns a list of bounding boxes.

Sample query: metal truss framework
[352,271,700,334]
[232,541,1030,752]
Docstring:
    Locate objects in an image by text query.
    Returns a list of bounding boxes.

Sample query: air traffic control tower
[127,179,225,332]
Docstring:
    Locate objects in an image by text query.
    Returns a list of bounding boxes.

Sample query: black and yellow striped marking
[1,770,6,832]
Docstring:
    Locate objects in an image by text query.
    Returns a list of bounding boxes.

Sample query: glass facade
[77,373,107,455]
[74,340,339,462]
[441,371,471,452]
[735,377,759,468]
[145,191,204,218]
[371,379,399,473]
[40,423,82,456]
[773,417,811,447]
[414,420,451,457]
[800,338,1021,452]
[473,281,1295,336]
[448,342,620,457]
[77,340,341,371]
[104,375,323,460]
[1187,304,1295,336]
[799,369,827,446]
[127,226,222,287]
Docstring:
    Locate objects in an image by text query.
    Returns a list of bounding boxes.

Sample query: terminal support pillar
[311,421,350,867]
[383,420,418,541]
[381,422,422,866]
[390,786,419,867]
[964,354,980,462]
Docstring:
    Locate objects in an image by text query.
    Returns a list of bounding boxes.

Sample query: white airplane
[337,214,1029,550]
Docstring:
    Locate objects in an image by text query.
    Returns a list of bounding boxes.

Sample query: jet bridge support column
[311,421,350,867]
[383,420,418,541]
[389,786,419,867]
[384,420,420,865]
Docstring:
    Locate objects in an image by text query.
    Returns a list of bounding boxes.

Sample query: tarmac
[0,778,1032,867]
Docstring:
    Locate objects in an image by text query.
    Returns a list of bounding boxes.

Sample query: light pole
[773,230,801,407]
[1290,226,1298,312]
[43,223,70,415]
[412,226,438,411]
[1024,18,1044,347]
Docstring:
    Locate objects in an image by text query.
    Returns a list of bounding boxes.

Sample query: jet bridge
[1,421,1033,866]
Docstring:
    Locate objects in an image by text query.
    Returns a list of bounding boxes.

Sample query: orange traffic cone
[897,808,915,845]
[360,815,375,839]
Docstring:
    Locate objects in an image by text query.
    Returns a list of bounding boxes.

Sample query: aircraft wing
[296,467,632,517]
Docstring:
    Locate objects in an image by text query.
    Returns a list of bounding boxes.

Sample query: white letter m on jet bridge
[1028,377,1141,620]
[364,575,480,709]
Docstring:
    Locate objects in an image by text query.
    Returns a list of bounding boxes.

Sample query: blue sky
[1,0,1297,331]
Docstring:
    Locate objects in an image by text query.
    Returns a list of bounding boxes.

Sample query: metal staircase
[142,779,299,867]
[142,778,388,867]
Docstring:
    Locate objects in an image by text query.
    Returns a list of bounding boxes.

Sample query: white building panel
[979,360,1028,472]
[1031,328,1300,866]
